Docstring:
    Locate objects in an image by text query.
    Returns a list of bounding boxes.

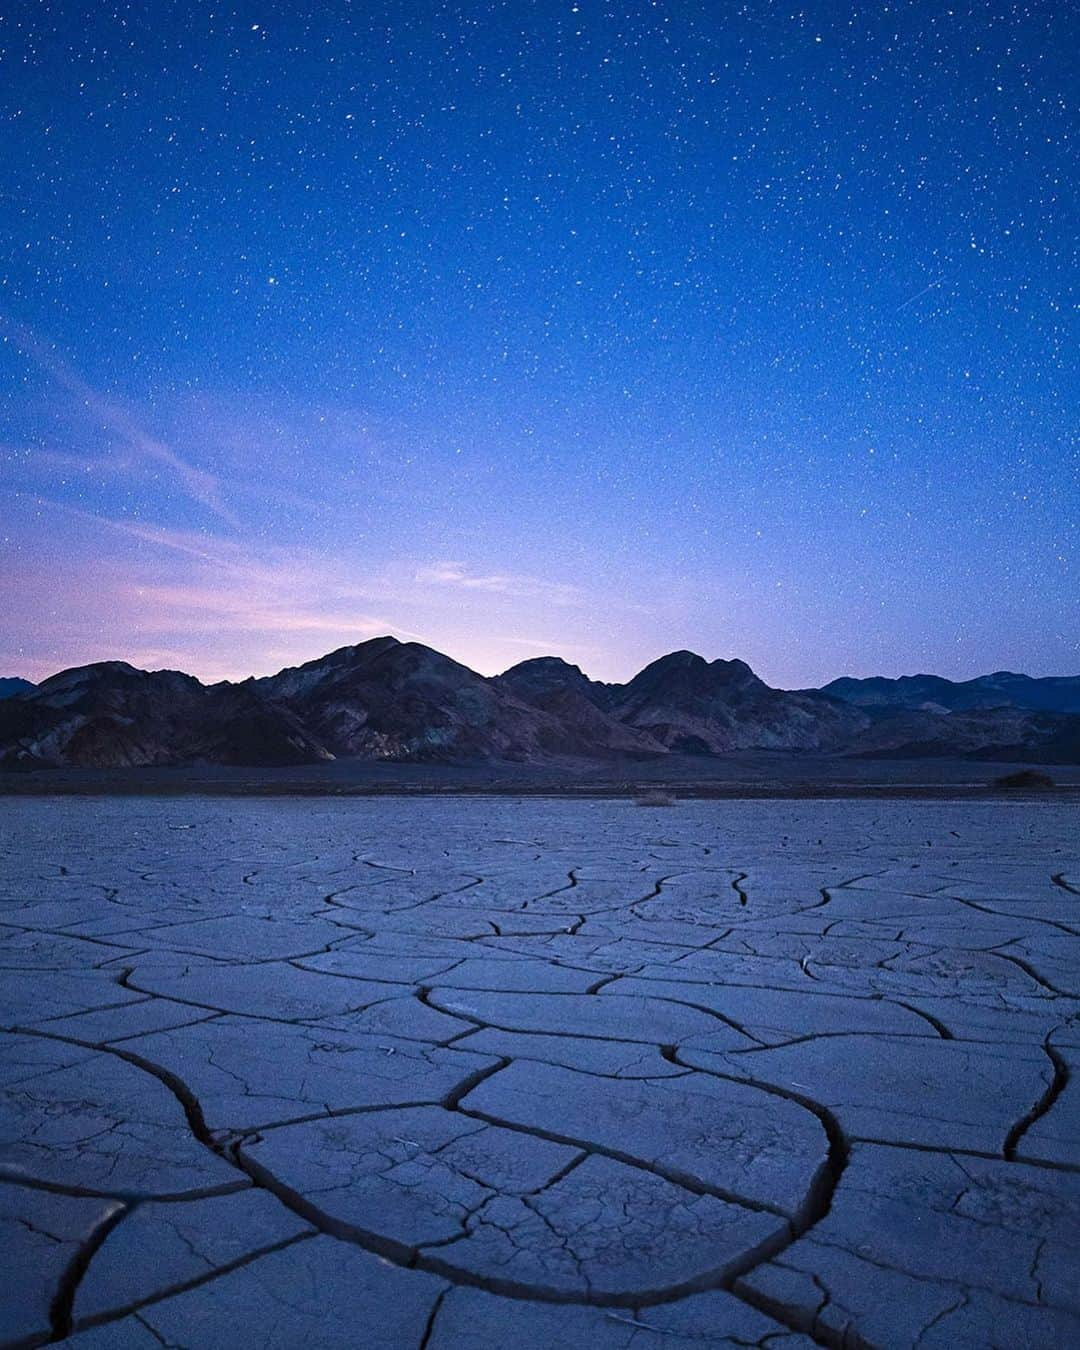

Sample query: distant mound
[822,671,1080,716]
[992,769,1056,790]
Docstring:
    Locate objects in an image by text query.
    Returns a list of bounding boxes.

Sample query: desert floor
[2,797,1078,1348]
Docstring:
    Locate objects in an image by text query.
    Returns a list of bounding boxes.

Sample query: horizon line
[5,634,1079,695]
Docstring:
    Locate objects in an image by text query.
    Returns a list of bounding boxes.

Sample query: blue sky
[1,1,1076,685]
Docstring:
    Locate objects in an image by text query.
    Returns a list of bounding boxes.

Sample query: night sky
[2,2,1076,687]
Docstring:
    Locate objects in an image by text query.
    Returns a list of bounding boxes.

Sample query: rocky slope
[501,652,865,753]
[846,704,1080,762]
[251,638,659,763]
[0,662,328,769]
[1,640,1076,768]
[496,656,617,709]
[609,651,866,753]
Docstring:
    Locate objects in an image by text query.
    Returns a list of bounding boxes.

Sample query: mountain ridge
[818,671,1080,715]
[2,638,1077,768]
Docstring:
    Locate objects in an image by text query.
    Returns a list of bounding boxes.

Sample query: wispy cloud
[124,581,407,642]
[0,312,237,525]
[92,513,240,563]
[0,496,412,679]
[1,497,621,683]
[414,560,582,607]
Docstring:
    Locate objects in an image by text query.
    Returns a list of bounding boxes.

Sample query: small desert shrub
[633,790,676,807]
[993,769,1056,790]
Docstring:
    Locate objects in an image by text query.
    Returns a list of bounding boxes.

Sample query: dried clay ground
[2,797,1078,1349]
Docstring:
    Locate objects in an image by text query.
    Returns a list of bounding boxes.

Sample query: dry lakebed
[1,796,1078,1348]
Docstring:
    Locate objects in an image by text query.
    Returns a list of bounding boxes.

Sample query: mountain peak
[34,661,151,693]
[503,656,587,677]
[645,649,707,669]
[628,650,762,689]
[254,636,403,698]
[496,655,614,713]
[299,635,402,670]
[0,676,34,701]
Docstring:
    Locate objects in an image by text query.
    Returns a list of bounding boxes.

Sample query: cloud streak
[414,560,582,606]
[0,497,622,684]
[0,312,238,525]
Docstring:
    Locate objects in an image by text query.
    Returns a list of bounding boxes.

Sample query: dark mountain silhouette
[845,705,1080,762]
[1,639,1077,768]
[0,677,34,700]
[251,637,658,762]
[821,671,1080,716]
[0,662,327,769]
[496,651,868,752]
[501,651,868,753]
[606,651,864,753]
[492,657,661,755]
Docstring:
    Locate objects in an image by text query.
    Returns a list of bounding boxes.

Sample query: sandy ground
[2,751,1079,797]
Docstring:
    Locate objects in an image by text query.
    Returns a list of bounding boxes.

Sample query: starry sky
[1,1,1076,688]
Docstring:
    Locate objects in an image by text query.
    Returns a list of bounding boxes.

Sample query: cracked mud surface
[1,796,1078,1348]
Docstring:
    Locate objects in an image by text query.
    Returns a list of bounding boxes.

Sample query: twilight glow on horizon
[1,2,1076,689]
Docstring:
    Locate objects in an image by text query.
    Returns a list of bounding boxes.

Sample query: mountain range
[1,638,1078,769]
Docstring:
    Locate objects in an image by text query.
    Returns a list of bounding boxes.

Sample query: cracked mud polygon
[2,797,1078,1349]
